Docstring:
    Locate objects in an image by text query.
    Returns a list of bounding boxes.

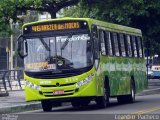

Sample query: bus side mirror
[17,35,28,58]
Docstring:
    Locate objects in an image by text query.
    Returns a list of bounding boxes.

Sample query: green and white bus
[17,18,147,111]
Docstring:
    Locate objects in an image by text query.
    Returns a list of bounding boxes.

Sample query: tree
[0,0,80,23]
[0,0,83,69]
[0,0,81,37]
[0,0,83,49]
[16,0,81,18]
[64,0,160,55]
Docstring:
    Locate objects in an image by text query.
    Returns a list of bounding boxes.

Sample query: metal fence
[0,69,24,91]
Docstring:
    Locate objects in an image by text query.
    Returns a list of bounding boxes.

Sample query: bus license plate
[53,90,64,95]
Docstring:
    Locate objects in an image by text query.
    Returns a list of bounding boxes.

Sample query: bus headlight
[76,73,94,88]
[26,80,41,91]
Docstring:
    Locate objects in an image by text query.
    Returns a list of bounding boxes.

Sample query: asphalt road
[9,94,160,120]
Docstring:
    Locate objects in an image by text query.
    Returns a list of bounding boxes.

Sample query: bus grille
[40,82,76,87]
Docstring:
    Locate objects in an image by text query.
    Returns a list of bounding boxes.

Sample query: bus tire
[71,100,81,107]
[95,81,109,108]
[117,78,135,104]
[41,100,52,112]
[53,102,62,107]
[80,100,90,107]
[128,79,136,103]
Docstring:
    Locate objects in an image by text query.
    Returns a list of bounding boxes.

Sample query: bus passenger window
[119,34,126,57]
[92,25,98,39]
[117,34,122,56]
[113,33,120,56]
[140,37,144,57]
[105,31,113,56]
[131,36,137,57]
[110,32,115,56]
[137,37,143,58]
[92,25,100,59]
[100,31,106,55]
[135,37,140,58]
[126,35,132,57]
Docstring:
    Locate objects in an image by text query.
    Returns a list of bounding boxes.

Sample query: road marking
[132,106,160,114]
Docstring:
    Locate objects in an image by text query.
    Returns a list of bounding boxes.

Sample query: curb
[0,102,41,114]
[0,102,71,114]
[137,88,160,96]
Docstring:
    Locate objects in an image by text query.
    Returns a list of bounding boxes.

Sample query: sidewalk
[0,79,160,114]
[0,91,41,114]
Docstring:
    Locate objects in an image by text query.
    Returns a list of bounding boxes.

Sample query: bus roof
[23,17,142,36]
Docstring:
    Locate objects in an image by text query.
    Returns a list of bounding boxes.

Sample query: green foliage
[64,0,160,55]
[0,0,80,37]
[0,0,15,39]
[1,0,160,55]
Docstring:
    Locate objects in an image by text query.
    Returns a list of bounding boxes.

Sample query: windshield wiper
[39,37,50,51]
[61,34,73,50]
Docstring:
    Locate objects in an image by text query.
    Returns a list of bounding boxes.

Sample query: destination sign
[32,22,80,32]
[23,21,88,34]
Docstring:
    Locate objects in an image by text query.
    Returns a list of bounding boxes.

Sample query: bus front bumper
[25,78,97,102]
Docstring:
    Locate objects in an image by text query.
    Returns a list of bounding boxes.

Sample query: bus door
[91,25,102,95]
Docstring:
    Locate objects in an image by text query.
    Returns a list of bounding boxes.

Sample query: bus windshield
[24,33,93,71]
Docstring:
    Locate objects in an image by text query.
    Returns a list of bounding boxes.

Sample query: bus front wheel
[41,100,52,112]
[71,99,90,107]
[71,100,81,107]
